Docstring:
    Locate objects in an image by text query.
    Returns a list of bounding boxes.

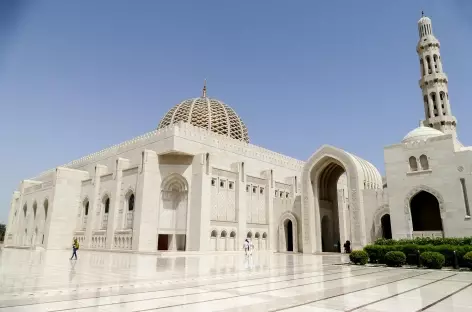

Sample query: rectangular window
[211,178,216,187]
[460,178,471,217]
[229,181,234,190]
[246,185,250,192]
[252,186,257,193]
[260,187,264,195]
[220,180,225,188]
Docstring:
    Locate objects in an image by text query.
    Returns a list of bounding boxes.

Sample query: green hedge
[374,237,472,246]
[363,243,472,267]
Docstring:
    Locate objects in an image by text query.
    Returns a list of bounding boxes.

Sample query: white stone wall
[385,135,472,239]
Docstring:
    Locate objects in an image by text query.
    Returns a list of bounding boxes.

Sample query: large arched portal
[301,145,382,253]
[410,191,443,232]
[317,160,346,252]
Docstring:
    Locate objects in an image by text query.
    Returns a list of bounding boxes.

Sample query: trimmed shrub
[421,252,445,269]
[463,251,472,269]
[385,251,406,267]
[349,250,368,265]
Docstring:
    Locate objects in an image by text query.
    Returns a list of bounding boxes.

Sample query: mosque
[4,15,472,253]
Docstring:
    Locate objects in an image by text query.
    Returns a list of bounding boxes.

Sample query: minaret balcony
[419,72,448,88]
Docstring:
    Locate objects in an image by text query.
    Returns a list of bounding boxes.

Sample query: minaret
[417,13,457,137]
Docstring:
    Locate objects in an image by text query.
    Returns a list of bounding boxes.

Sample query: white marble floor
[0,249,471,311]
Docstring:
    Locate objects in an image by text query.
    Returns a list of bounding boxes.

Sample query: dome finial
[421,10,424,17]
[202,79,207,97]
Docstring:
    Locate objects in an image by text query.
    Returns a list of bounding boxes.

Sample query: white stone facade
[4,15,472,253]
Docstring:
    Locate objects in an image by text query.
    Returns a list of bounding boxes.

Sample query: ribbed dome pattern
[158,97,249,143]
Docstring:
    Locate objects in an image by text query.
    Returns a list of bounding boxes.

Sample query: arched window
[255,232,260,239]
[211,230,217,237]
[423,95,430,117]
[426,55,432,73]
[33,202,37,219]
[43,199,49,220]
[128,194,135,211]
[23,204,27,218]
[262,232,267,239]
[420,58,425,76]
[433,54,439,72]
[409,156,418,172]
[247,231,252,238]
[104,197,110,214]
[431,92,438,116]
[84,200,89,216]
[230,231,236,238]
[221,230,227,238]
[440,92,446,115]
[419,155,429,170]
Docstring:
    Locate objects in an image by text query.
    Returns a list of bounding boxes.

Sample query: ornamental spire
[202,79,207,97]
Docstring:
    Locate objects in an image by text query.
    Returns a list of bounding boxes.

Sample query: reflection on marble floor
[0,249,471,311]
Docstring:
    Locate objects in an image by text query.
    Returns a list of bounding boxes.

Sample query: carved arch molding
[278,211,299,253]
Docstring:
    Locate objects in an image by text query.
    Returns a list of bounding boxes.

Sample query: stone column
[133,150,160,252]
[47,167,88,249]
[85,165,107,248]
[105,158,128,249]
[263,170,275,251]
[232,162,246,250]
[187,153,211,251]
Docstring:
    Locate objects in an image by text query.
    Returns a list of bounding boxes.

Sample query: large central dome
[158,87,249,143]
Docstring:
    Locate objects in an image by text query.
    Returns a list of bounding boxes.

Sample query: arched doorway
[278,211,298,253]
[380,214,392,239]
[410,191,443,232]
[301,145,382,253]
[285,220,293,252]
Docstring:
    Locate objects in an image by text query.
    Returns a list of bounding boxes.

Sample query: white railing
[412,231,444,239]
[125,212,134,229]
[114,230,133,250]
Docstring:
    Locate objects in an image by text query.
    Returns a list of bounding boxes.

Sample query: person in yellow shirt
[70,238,79,260]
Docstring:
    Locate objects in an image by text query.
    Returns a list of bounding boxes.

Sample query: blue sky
[1,1,471,222]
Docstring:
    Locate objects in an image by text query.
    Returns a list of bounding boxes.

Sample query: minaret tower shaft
[417,14,457,137]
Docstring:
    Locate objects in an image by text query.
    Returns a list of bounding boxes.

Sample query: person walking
[70,238,79,260]
[243,239,250,256]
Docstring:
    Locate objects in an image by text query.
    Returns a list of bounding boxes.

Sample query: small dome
[402,124,444,143]
[418,16,431,25]
[158,96,249,143]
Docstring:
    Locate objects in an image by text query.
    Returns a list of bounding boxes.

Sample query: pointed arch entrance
[278,211,298,253]
[405,185,444,238]
[301,145,382,253]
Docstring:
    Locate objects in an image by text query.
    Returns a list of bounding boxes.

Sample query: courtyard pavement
[0,249,471,311]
